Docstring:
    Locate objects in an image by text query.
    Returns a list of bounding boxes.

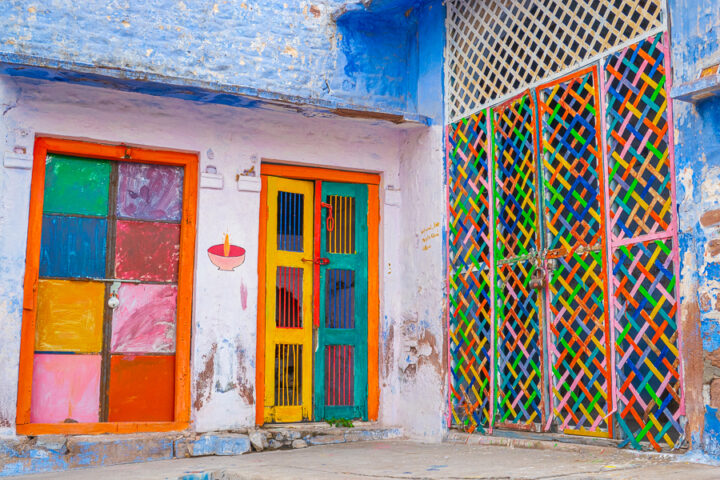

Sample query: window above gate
[445,0,666,121]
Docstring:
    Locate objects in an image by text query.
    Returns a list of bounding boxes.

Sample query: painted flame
[223,233,230,257]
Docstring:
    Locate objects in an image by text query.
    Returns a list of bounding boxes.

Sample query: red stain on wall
[240,281,248,310]
[107,355,175,422]
[115,220,180,282]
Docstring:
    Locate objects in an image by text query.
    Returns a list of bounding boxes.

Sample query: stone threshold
[446,429,687,455]
[0,423,403,477]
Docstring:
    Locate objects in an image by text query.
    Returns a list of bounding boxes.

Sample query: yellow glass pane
[36,279,104,352]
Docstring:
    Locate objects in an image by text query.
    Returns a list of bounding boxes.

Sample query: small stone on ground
[291,439,307,449]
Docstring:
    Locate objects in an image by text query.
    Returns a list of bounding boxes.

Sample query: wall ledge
[672,74,720,103]
[0,53,430,126]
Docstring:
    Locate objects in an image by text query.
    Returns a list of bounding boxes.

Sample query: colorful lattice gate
[446,33,683,451]
[493,94,545,429]
[448,111,493,431]
[603,34,683,451]
[537,68,613,437]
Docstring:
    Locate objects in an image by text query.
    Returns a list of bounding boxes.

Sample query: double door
[262,176,369,423]
[491,70,612,436]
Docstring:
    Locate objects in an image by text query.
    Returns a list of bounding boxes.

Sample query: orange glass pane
[35,279,104,352]
[107,355,175,422]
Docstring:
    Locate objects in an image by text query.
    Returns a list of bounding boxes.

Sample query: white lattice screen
[445,0,665,121]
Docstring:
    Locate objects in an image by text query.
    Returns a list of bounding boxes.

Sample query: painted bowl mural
[207,235,246,271]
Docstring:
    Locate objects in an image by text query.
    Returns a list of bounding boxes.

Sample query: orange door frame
[16,137,198,435]
[256,162,381,425]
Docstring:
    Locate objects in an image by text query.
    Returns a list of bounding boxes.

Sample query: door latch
[302,257,330,265]
[321,202,335,231]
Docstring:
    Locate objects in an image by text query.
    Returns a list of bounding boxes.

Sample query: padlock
[108,281,121,309]
[529,267,545,289]
[108,293,120,309]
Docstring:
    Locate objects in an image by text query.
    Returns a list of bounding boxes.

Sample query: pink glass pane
[30,354,101,423]
[111,284,177,353]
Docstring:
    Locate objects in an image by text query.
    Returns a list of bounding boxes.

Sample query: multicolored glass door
[314,182,368,421]
[27,151,185,424]
[263,177,314,422]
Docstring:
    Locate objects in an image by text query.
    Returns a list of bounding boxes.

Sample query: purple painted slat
[117,163,184,221]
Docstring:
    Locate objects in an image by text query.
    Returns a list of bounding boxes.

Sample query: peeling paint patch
[214,340,238,393]
[194,343,217,411]
[283,45,298,58]
[702,166,720,206]
[416,328,441,377]
[382,322,394,380]
[701,208,720,228]
[704,406,720,455]
[235,347,254,406]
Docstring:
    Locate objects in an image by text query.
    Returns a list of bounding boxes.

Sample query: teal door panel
[313,182,368,421]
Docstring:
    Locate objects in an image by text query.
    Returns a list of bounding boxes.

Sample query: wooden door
[27,152,186,424]
[314,182,369,420]
[263,176,314,422]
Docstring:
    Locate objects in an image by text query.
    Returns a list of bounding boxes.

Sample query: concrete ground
[18,440,720,480]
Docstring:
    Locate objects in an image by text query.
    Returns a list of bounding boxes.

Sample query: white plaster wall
[0,78,29,434]
[0,74,447,438]
[394,124,447,440]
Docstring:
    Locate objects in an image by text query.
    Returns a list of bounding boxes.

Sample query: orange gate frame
[256,162,380,425]
[16,137,198,435]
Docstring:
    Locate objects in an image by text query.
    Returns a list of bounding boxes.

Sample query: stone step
[0,424,402,477]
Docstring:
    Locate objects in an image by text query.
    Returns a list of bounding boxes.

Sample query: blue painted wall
[0,0,434,115]
[415,0,443,124]
[668,0,720,455]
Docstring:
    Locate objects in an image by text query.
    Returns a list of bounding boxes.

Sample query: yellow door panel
[264,176,314,423]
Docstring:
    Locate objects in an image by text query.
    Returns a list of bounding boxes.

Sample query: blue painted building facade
[0,0,448,475]
[0,0,439,119]
[2,0,720,476]
[669,0,720,457]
